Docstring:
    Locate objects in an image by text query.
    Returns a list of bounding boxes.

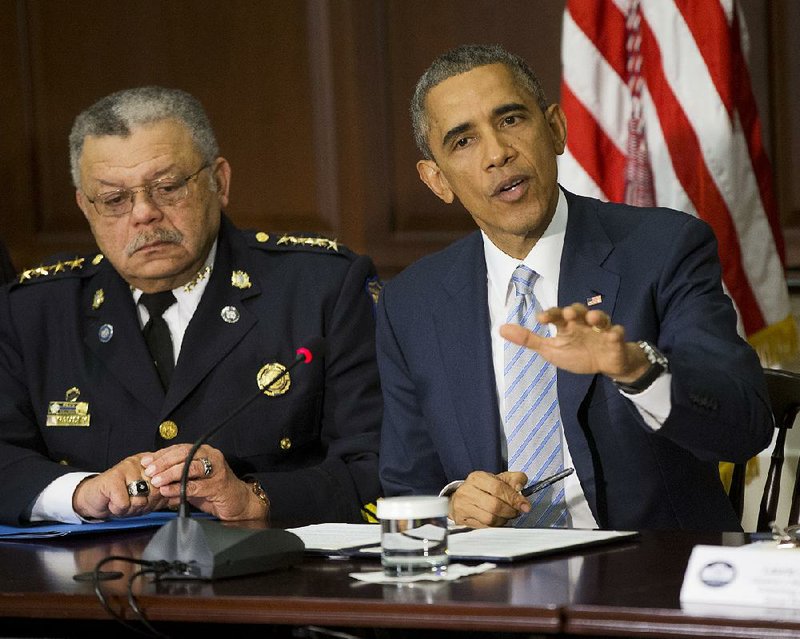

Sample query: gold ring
[591,325,603,333]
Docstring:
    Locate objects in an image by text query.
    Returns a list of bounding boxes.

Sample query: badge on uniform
[47,387,90,427]
[231,270,252,289]
[98,323,114,343]
[92,289,105,310]
[220,305,240,323]
[256,362,291,396]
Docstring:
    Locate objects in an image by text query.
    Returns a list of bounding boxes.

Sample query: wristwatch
[249,479,269,510]
[612,341,669,394]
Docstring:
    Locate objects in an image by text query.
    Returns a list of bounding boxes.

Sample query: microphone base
[142,517,305,580]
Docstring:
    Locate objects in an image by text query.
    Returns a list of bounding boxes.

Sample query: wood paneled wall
[0,0,791,277]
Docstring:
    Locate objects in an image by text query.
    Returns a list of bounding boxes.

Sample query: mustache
[125,228,184,257]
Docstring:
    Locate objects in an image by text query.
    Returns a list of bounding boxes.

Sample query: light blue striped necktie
[504,265,569,528]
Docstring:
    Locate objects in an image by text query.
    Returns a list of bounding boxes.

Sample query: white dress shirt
[482,188,672,528]
[30,243,217,523]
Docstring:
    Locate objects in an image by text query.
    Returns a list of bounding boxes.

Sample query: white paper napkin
[349,562,496,583]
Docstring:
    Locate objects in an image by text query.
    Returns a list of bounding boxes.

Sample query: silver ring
[127,479,150,497]
[199,457,213,477]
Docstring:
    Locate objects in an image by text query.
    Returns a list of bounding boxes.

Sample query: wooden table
[563,530,800,638]
[0,525,798,638]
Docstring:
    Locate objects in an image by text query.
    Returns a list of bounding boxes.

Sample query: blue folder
[0,512,191,540]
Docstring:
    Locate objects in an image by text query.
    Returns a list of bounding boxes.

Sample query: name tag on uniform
[46,387,90,427]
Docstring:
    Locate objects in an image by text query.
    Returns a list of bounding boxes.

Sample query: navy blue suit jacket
[377,189,772,531]
[0,216,382,525]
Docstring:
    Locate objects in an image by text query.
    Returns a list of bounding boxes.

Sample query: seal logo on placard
[699,561,736,588]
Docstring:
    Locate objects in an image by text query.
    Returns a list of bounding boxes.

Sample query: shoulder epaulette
[246,231,353,256]
[13,253,104,287]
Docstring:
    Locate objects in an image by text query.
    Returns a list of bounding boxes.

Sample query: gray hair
[411,44,549,160]
[68,86,218,187]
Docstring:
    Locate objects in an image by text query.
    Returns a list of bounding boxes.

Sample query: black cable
[127,566,171,639]
[92,555,143,635]
[90,554,176,638]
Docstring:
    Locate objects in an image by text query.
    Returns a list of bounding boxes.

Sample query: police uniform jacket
[0,215,382,525]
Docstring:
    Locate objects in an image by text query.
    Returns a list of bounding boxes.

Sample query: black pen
[521,467,575,497]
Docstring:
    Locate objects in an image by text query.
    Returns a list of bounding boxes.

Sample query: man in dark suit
[377,44,772,531]
[0,87,381,526]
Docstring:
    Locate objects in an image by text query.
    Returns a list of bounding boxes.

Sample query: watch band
[249,479,269,509]
[612,341,669,394]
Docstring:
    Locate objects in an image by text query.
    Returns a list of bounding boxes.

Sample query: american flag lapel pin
[586,294,603,307]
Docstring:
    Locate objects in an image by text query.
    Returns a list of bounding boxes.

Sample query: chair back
[729,368,800,531]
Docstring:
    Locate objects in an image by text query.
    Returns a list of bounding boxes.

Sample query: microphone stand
[142,340,321,579]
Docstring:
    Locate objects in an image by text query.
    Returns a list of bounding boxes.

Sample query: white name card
[680,543,800,616]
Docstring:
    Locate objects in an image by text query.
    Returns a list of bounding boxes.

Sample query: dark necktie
[139,291,177,389]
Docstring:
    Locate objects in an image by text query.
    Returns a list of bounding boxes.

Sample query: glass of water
[377,496,449,577]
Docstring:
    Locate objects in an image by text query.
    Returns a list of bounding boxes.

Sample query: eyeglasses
[85,164,210,217]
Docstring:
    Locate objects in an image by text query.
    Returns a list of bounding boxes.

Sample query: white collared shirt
[132,240,217,361]
[482,188,671,529]
[30,242,218,523]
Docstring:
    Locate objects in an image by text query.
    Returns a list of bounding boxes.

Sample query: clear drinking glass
[377,496,449,576]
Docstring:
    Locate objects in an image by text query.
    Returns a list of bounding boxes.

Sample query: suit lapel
[432,233,504,473]
[557,190,620,517]
[84,262,165,404]
[163,220,258,416]
[557,191,620,408]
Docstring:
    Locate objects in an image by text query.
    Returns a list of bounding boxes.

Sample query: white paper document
[350,562,497,583]
[288,523,637,562]
[447,527,636,560]
[287,523,381,552]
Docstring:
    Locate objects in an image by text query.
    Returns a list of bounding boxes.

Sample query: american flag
[558,0,796,363]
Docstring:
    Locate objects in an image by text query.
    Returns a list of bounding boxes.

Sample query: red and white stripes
[559,0,794,360]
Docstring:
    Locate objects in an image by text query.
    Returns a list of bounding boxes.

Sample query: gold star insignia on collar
[184,264,212,292]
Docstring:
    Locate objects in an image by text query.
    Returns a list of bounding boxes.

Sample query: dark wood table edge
[564,605,800,638]
[0,592,562,633]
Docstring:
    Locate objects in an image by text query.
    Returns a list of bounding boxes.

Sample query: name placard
[680,544,800,615]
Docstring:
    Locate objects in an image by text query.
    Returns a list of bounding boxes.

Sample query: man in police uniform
[0,87,382,526]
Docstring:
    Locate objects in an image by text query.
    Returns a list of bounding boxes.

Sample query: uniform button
[256,232,270,243]
[280,437,292,450]
[159,420,178,440]
[59,459,69,465]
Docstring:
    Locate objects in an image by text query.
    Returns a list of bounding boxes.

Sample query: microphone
[142,337,324,579]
